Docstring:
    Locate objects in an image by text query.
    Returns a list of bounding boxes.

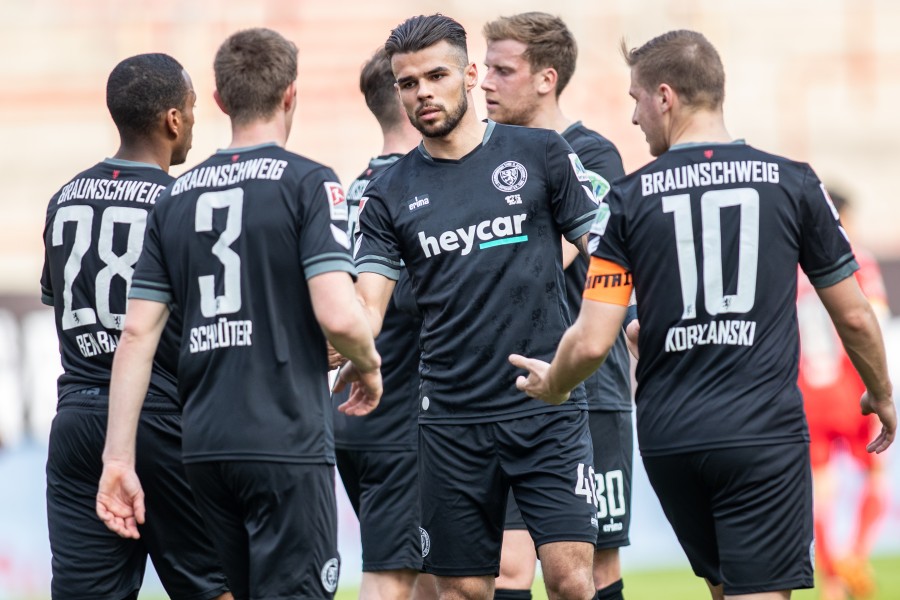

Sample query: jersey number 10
[662,188,760,319]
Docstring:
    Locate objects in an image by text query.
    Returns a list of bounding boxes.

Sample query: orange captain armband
[582,257,633,306]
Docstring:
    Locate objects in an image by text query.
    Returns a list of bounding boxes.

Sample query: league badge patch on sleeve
[568,153,590,182]
[324,182,348,221]
[590,202,611,236]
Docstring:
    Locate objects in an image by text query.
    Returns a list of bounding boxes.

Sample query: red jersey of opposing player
[797,248,888,468]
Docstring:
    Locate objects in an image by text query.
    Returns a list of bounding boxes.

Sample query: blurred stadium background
[1,0,900,598]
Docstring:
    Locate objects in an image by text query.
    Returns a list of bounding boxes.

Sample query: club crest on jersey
[420,527,431,557]
[492,161,527,193]
[320,558,339,593]
[324,182,348,221]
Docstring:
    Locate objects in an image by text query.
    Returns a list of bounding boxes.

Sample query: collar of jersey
[214,142,280,154]
[370,153,405,168]
[669,138,746,151]
[103,157,163,170]
[560,121,584,138]
[415,119,497,163]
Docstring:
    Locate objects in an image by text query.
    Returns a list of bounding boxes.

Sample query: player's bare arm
[511,300,627,405]
[97,298,170,539]
[816,275,896,453]
[310,271,382,415]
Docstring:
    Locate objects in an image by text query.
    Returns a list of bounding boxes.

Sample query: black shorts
[503,410,633,551]
[184,461,339,600]
[336,449,422,572]
[643,442,814,595]
[46,392,228,600]
[419,410,598,576]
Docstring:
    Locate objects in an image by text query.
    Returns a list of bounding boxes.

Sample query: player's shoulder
[562,121,621,155]
[491,121,555,146]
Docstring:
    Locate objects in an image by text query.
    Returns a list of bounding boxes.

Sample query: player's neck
[524,103,571,134]
[421,108,486,160]
[112,140,171,172]
[227,116,289,150]
[381,124,421,156]
[668,108,731,148]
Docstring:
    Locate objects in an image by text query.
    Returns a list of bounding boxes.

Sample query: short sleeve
[589,186,631,272]
[297,168,357,280]
[354,182,403,281]
[130,204,174,304]
[797,168,858,288]
[546,132,599,241]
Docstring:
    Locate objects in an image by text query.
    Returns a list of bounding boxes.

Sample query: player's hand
[335,362,383,416]
[327,342,347,371]
[509,354,570,405]
[861,391,897,454]
[625,319,640,360]
[96,460,145,539]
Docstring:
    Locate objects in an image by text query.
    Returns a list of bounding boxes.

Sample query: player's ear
[164,107,181,139]
[464,62,479,92]
[535,67,558,96]
[212,90,229,115]
[283,81,297,112]
[658,83,675,113]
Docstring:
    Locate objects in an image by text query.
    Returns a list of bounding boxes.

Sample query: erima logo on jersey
[408,195,430,211]
[418,214,528,257]
[492,161,527,192]
[330,224,350,249]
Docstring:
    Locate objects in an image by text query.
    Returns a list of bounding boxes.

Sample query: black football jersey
[591,141,858,455]
[130,143,356,463]
[356,121,598,423]
[334,154,422,450]
[561,122,632,412]
[41,158,180,404]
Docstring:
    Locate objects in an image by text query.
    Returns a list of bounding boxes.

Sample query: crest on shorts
[419,527,431,557]
[320,557,340,593]
[491,161,527,193]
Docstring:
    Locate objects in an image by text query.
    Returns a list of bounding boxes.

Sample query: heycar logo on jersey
[418,214,528,257]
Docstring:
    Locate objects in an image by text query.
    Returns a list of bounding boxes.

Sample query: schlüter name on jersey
[57,178,166,205]
[171,158,288,195]
[74,331,119,357]
[418,214,527,257]
[641,161,780,197]
[665,320,757,352]
[189,318,253,353]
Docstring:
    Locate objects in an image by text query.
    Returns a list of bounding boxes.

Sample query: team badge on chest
[491,161,527,193]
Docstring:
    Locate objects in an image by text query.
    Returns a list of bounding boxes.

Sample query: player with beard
[511,30,896,600]
[481,13,631,600]
[41,53,230,600]
[340,14,601,600]
[96,29,381,600]
[332,46,425,600]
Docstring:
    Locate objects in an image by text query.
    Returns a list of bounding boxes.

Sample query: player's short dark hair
[621,30,725,110]
[385,14,468,63]
[214,28,298,125]
[360,47,403,129]
[482,12,577,97]
[106,53,189,137]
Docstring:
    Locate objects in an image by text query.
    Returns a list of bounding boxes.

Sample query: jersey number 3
[663,188,760,319]
[196,188,244,317]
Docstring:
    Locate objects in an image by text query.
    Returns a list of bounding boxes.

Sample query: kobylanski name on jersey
[171,158,288,195]
[641,160,780,197]
[665,320,757,352]
[418,213,527,258]
[57,177,166,205]
[189,318,253,354]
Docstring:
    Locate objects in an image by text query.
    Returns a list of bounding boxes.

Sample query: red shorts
[806,402,878,469]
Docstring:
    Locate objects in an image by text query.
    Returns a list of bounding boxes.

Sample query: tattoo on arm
[576,234,590,260]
